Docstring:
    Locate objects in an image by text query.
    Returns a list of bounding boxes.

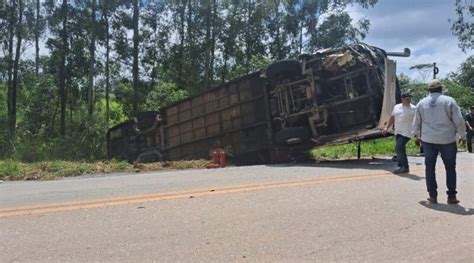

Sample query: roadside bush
[12,114,109,162]
[0,118,9,158]
[310,137,420,160]
[0,159,132,181]
[0,160,22,178]
[144,81,188,111]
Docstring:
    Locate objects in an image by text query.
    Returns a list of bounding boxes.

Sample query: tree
[399,73,473,111]
[144,82,188,111]
[218,0,245,82]
[101,0,112,123]
[59,0,68,136]
[43,0,71,136]
[444,80,474,110]
[409,63,434,82]
[141,0,168,89]
[397,73,427,104]
[9,0,24,139]
[35,0,46,76]
[450,0,473,52]
[132,0,139,115]
[203,0,218,88]
[6,0,17,146]
[266,0,288,60]
[313,12,369,48]
[5,0,26,147]
[243,0,267,71]
[98,0,126,124]
[302,0,376,52]
[0,0,383,160]
[449,55,474,88]
[88,0,96,115]
[0,4,8,81]
[281,0,302,56]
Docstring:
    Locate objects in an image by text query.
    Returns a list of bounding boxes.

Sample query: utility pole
[433,62,439,79]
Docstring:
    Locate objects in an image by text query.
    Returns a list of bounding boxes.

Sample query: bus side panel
[163,73,272,162]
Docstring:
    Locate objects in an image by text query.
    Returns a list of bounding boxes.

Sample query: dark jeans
[395,134,410,169]
[468,132,473,153]
[422,142,458,197]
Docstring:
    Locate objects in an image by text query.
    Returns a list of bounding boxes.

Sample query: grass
[0,160,131,181]
[1,137,467,181]
[309,137,421,160]
[0,159,210,181]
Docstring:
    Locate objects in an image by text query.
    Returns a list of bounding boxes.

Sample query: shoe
[447,196,460,204]
[393,167,409,174]
[427,196,438,204]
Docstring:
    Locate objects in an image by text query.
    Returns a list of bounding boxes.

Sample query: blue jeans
[422,142,458,197]
[395,134,410,169]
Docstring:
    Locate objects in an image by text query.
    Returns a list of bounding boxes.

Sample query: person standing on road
[383,93,416,174]
[413,79,467,204]
[465,106,474,153]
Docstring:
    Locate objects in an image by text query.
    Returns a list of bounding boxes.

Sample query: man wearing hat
[383,93,416,174]
[413,79,467,204]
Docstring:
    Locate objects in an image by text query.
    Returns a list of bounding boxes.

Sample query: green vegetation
[1,136,469,181]
[0,0,379,161]
[0,159,209,181]
[0,1,471,179]
[310,136,469,160]
[310,137,420,160]
[0,160,130,181]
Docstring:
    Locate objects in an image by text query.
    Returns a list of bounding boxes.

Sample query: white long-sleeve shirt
[413,93,466,144]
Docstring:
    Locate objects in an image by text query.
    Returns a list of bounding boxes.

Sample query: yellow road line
[1,164,472,218]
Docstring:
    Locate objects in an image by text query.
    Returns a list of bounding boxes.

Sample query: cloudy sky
[347,0,473,82]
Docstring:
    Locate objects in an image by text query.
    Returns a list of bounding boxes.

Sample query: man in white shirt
[383,93,416,174]
[413,79,466,204]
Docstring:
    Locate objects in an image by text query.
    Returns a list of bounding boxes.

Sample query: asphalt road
[1,153,473,262]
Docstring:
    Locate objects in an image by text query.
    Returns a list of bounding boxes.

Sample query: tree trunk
[204,0,211,89]
[9,0,23,142]
[7,0,16,137]
[35,0,40,76]
[59,0,68,136]
[88,0,96,116]
[104,0,110,124]
[221,2,237,83]
[245,0,252,70]
[67,62,73,127]
[177,0,187,88]
[150,5,159,91]
[132,0,139,115]
[221,55,228,83]
[299,21,303,54]
[186,0,194,89]
[273,0,282,59]
[209,0,216,84]
[49,98,59,137]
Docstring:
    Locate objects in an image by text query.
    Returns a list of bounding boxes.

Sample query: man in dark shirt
[466,106,474,153]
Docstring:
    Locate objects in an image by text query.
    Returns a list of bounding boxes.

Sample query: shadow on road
[394,173,424,181]
[419,201,474,216]
[269,157,420,174]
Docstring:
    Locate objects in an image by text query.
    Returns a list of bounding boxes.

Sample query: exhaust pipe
[386,48,411,57]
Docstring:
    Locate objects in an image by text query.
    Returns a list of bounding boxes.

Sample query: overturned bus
[107,43,410,164]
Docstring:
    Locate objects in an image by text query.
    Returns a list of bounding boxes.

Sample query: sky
[346,0,473,82]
